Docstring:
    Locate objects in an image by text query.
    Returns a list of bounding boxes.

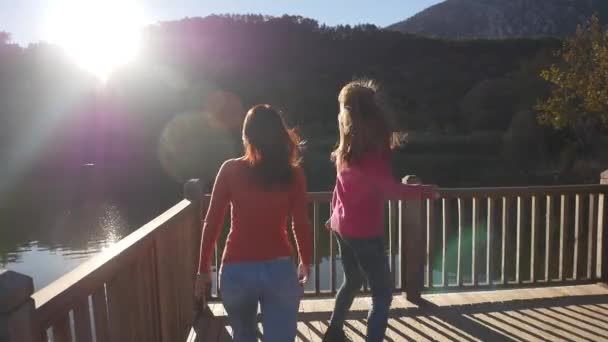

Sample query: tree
[536,15,608,130]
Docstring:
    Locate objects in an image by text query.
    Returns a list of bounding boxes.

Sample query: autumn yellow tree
[537,15,608,130]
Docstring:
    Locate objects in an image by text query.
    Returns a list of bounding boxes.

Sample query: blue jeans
[220,258,303,342]
[329,234,392,342]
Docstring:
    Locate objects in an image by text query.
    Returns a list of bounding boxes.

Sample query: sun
[47,0,146,81]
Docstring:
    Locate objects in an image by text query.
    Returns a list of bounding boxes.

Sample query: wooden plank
[488,312,556,340]
[313,202,320,294]
[535,307,608,338]
[473,313,538,341]
[516,309,590,341]
[442,198,449,287]
[471,197,478,285]
[343,321,365,342]
[52,315,72,342]
[530,195,538,283]
[545,195,554,282]
[558,195,569,281]
[573,194,581,280]
[418,316,481,342]
[588,194,597,280]
[389,318,431,341]
[499,312,564,341]
[457,198,463,286]
[73,298,93,342]
[133,247,162,342]
[106,264,136,342]
[156,216,184,342]
[486,197,494,285]
[523,309,601,341]
[91,287,110,342]
[402,316,449,341]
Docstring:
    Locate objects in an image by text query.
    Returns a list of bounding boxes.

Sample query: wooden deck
[189,283,608,341]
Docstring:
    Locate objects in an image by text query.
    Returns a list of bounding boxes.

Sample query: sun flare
[47,0,146,81]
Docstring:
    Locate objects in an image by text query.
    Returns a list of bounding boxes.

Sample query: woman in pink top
[324,80,437,342]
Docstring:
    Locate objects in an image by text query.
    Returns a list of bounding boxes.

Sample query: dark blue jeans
[329,234,392,342]
[220,258,303,342]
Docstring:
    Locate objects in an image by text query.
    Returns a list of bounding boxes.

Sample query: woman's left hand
[298,263,310,285]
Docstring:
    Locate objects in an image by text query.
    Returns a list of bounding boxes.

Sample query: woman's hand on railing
[298,263,310,285]
[194,272,212,309]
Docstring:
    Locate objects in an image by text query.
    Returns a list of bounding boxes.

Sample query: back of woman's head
[332,79,399,169]
[243,104,301,189]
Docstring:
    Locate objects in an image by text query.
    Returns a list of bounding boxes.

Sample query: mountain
[388,0,608,39]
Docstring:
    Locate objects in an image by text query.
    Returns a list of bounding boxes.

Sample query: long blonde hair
[331,79,400,170]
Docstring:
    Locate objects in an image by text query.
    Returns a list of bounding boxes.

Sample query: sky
[0,0,443,46]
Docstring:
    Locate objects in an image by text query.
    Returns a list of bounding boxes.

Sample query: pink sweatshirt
[329,151,433,238]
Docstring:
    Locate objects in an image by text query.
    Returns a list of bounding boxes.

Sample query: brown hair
[331,79,400,170]
[243,104,301,189]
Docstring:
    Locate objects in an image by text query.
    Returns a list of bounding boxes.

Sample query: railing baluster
[52,314,72,342]
[471,197,478,285]
[530,195,538,283]
[73,299,93,342]
[92,286,110,342]
[215,244,220,298]
[457,198,463,286]
[587,194,596,279]
[399,199,406,290]
[545,195,553,282]
[486,197,494,285]
[515,196,522,284]
[313,201,320,295]
[501,197,510,284]
[389,201,397,288]
[559,194,569,281]
[330,226,337,294]
[573,194,581,280]
[598,192,606,280]
[442,198,449,287]
[427,198,435,287]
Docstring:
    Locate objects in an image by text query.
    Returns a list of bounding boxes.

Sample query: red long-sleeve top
[198,158,312,273]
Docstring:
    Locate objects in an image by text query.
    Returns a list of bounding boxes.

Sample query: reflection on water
[1,187,174,290]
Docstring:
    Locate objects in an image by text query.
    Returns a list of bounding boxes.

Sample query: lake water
[0,176,177,290]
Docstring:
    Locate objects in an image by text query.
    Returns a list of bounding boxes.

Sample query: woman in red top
[195,104,312,342]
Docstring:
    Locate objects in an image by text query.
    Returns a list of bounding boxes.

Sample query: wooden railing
[0,182,206,342]
[205,178,608,302]
[1,174,608,342]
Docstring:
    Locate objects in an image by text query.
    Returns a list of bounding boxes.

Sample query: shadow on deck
[189,283,608,341]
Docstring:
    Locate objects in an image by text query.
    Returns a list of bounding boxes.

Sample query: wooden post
[183,178,206,278]
[401,175,425,302]
[0,270,36,342]
[184,179,213,303]
[600,171,608,282]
